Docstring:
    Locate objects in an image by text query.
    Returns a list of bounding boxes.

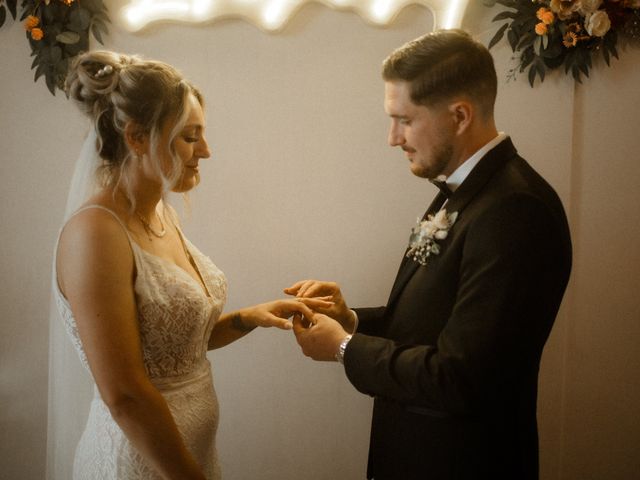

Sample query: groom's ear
[448,100,473,136]
[124,122,149,155]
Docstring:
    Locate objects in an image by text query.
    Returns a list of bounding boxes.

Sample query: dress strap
[69,204,135,244]
[53,205,138,305]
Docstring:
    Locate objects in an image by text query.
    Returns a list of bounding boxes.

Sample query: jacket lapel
[387,190,448,307]
[441,137,517,217]
[385,138,519,309]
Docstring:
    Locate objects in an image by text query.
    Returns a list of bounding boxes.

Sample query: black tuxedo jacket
[345,138,572,480]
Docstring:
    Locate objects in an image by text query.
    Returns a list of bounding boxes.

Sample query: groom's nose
[388,122,404,147]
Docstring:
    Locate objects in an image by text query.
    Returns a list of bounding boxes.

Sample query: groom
[288,30,572,479]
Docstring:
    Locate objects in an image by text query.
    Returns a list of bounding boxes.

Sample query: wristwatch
[335,334,353,364]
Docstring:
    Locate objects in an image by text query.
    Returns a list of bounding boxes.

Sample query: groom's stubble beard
[409,140,454,180]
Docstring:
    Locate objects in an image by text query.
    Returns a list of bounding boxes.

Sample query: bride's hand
[241,297,333,330]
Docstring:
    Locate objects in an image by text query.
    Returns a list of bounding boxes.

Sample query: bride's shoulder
[56,201,135,306]
[60,199,131,256]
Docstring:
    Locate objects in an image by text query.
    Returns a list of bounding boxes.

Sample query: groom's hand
[292,313,349,362]
[284,280,356,332]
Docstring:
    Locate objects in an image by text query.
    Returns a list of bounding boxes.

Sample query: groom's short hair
[382,29,497,118]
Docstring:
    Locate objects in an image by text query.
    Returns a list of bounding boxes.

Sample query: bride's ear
[124,122,149,156]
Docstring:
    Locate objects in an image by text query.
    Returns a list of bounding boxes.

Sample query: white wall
[1,1,639,479]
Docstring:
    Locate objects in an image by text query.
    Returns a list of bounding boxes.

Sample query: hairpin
[94,65,114,79]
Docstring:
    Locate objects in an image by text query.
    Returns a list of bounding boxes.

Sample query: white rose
[431,210,450,230]
[579,0,602,14]
[434,230,449,240]
[585,10,611,37]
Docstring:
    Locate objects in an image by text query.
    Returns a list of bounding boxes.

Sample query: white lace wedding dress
[53,205,227,479]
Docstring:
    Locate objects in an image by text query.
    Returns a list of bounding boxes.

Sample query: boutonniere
[406,209,458,266]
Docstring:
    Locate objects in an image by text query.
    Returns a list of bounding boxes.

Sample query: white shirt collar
[444,132,509,192]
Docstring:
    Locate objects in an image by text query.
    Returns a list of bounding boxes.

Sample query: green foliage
[1,0,109,95]
[483,0,637,86]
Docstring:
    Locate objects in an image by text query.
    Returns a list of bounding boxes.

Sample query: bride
[52,50,322,479]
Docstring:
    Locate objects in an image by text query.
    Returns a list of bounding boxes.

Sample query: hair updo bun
[65,50,203,199]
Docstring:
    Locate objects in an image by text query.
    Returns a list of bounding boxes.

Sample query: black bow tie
[429,179,452,198]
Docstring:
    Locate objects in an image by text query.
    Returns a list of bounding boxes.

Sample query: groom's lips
[402,147,415,158]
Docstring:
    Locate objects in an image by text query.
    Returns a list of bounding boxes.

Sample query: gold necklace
[135,210,167,240]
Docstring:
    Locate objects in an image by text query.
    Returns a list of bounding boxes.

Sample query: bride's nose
[198,137,211,159]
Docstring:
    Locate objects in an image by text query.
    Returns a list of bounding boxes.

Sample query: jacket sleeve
[352,306,386,336]
[344,193,571,415]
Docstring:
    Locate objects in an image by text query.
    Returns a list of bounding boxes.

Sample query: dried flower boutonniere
[406,209,458,266]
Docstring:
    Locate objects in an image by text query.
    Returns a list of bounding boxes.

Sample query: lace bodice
[53,205,227,382]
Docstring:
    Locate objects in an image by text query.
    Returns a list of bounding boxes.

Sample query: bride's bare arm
[209,298,327,350]
[57,209,206,480]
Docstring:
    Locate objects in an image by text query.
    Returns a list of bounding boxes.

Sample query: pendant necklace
[136,210,167,241]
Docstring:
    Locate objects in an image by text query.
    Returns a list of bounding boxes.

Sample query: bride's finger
[266,313,293,330]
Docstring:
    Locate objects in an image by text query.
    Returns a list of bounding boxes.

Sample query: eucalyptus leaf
[507,28,519,51]
[92,18,109,44]
[493,11,517,21]
[0,7,7,28]
[34,62,47,82]
[45,72,57,95]
[56,31,81,44]
[82,0,102,11]
[564,49,576,73]
[520,48,535,70]
[528,64,537,87]
[94,17,110,32]
[611,43,619,60]
[51,46,62,63]
[572,65,582,83]
[537,60,546,83]
[94,11,112,25]
[91,24,104,44]
[534,36,542,56]
[518,32,536,50]
[69,7,91,30]
[39,46,51,63]
[7,0,16,18]
[495,0,517,7]
[488,23,509,50]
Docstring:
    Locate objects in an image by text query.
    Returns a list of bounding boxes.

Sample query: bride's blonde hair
[65,50,204,210]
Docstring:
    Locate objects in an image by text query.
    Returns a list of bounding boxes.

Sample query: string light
[120,0,469,33]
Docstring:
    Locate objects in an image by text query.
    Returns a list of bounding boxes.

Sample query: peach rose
[535,22,549,35]
[24,15,39,30]
[30,28,44,40]
[537,8,555,25]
